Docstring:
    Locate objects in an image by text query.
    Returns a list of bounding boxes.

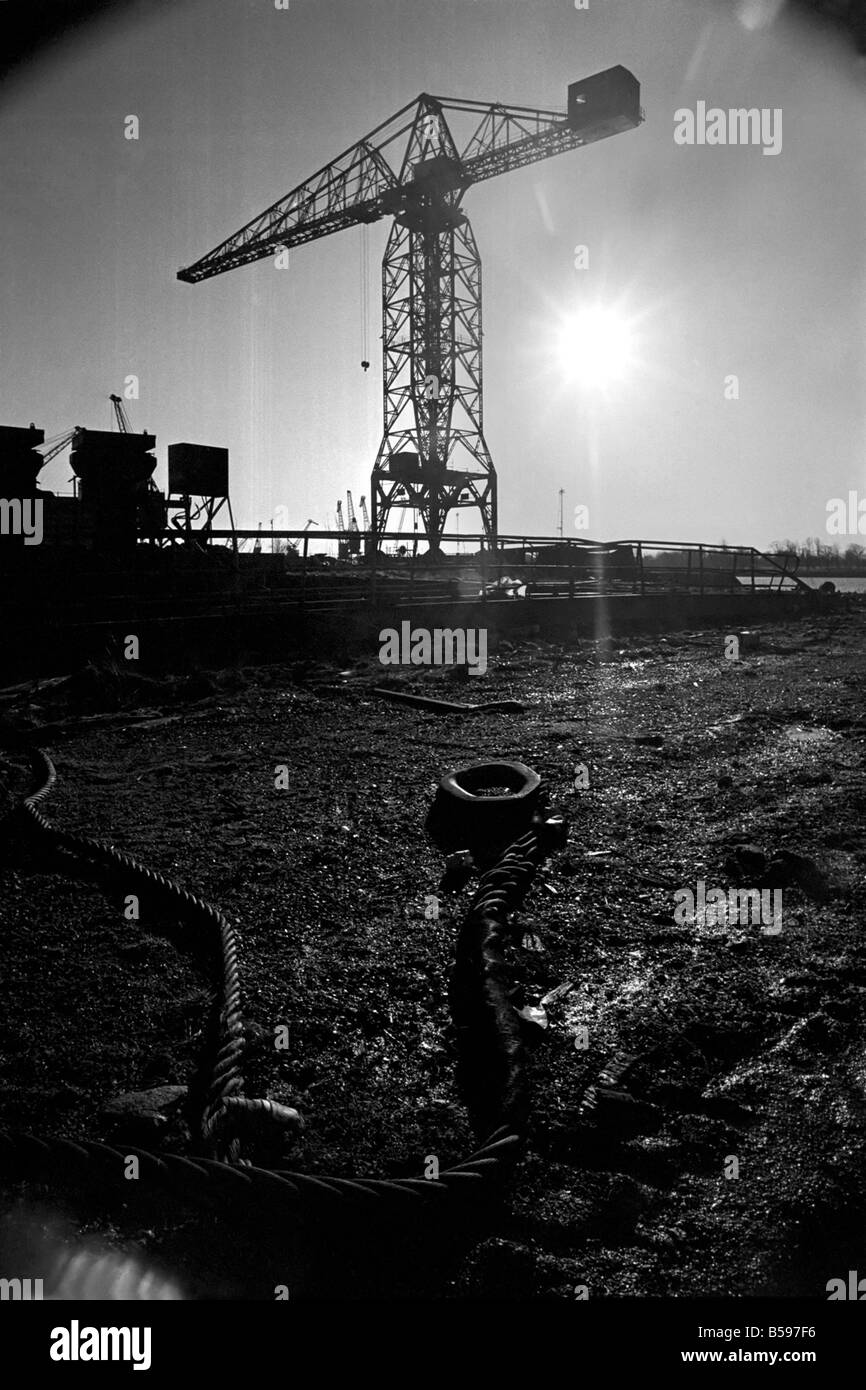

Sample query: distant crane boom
[37,428,79,465]
[109,394,133,433]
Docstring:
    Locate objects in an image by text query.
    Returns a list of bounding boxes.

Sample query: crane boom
[178,131,402,283]
[37,428,79,465]
[109,394,132,433]
[179,67,641,549]
[178,71,640,285]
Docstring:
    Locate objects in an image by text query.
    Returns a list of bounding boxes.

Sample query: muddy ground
[0,602,864,1299]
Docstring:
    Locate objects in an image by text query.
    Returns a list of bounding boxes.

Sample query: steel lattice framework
[179,68,642,551]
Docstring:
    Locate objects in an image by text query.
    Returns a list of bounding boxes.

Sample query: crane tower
[179,67,641,553]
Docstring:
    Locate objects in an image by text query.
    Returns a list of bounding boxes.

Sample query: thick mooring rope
[19,749,244,1159]
[0,747,561,1215]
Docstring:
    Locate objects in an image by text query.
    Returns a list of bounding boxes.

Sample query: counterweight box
[168,443,229,497]
[567,66,641,137]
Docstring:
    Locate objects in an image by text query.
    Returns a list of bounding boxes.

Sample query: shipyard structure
[0,416,230,554]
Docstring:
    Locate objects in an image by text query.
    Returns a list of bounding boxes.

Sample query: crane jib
[176,66,642,550]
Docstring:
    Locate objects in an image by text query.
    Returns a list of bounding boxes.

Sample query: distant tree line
[768,538,866,573]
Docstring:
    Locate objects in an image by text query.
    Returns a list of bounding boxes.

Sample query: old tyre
[427,760,542,852]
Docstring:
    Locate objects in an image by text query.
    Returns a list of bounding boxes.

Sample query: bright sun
[556,305,638,389]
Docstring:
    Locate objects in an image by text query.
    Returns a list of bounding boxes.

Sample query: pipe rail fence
[194,531,812,614]
[1,534,815,633]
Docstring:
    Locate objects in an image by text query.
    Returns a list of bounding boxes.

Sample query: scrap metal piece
[372,687,525,715]
[440,849,475,893]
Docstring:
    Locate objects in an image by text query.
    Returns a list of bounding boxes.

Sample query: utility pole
[558,488,564,539]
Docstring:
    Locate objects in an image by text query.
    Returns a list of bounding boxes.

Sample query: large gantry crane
[178,67,641,553]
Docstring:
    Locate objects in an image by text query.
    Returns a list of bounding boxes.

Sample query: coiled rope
[0,747,562,1216]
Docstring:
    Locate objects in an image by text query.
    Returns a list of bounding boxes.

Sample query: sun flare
[556,304,638,390]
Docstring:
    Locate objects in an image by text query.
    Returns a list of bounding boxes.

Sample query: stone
[724,844,767,878]
[101,1085,187,1135]
[768,850,831,902]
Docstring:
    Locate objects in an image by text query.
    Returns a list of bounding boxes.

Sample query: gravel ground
[0,603,864,1299]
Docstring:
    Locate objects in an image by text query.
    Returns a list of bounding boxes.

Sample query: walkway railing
[2,533,815,625]
[198,530,813,611]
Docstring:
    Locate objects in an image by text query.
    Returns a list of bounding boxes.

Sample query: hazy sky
[1,0,864,548]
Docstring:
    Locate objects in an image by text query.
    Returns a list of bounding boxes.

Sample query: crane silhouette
[178,68,641,553]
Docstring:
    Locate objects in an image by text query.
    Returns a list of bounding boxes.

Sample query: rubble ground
[0,606,864,1298]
